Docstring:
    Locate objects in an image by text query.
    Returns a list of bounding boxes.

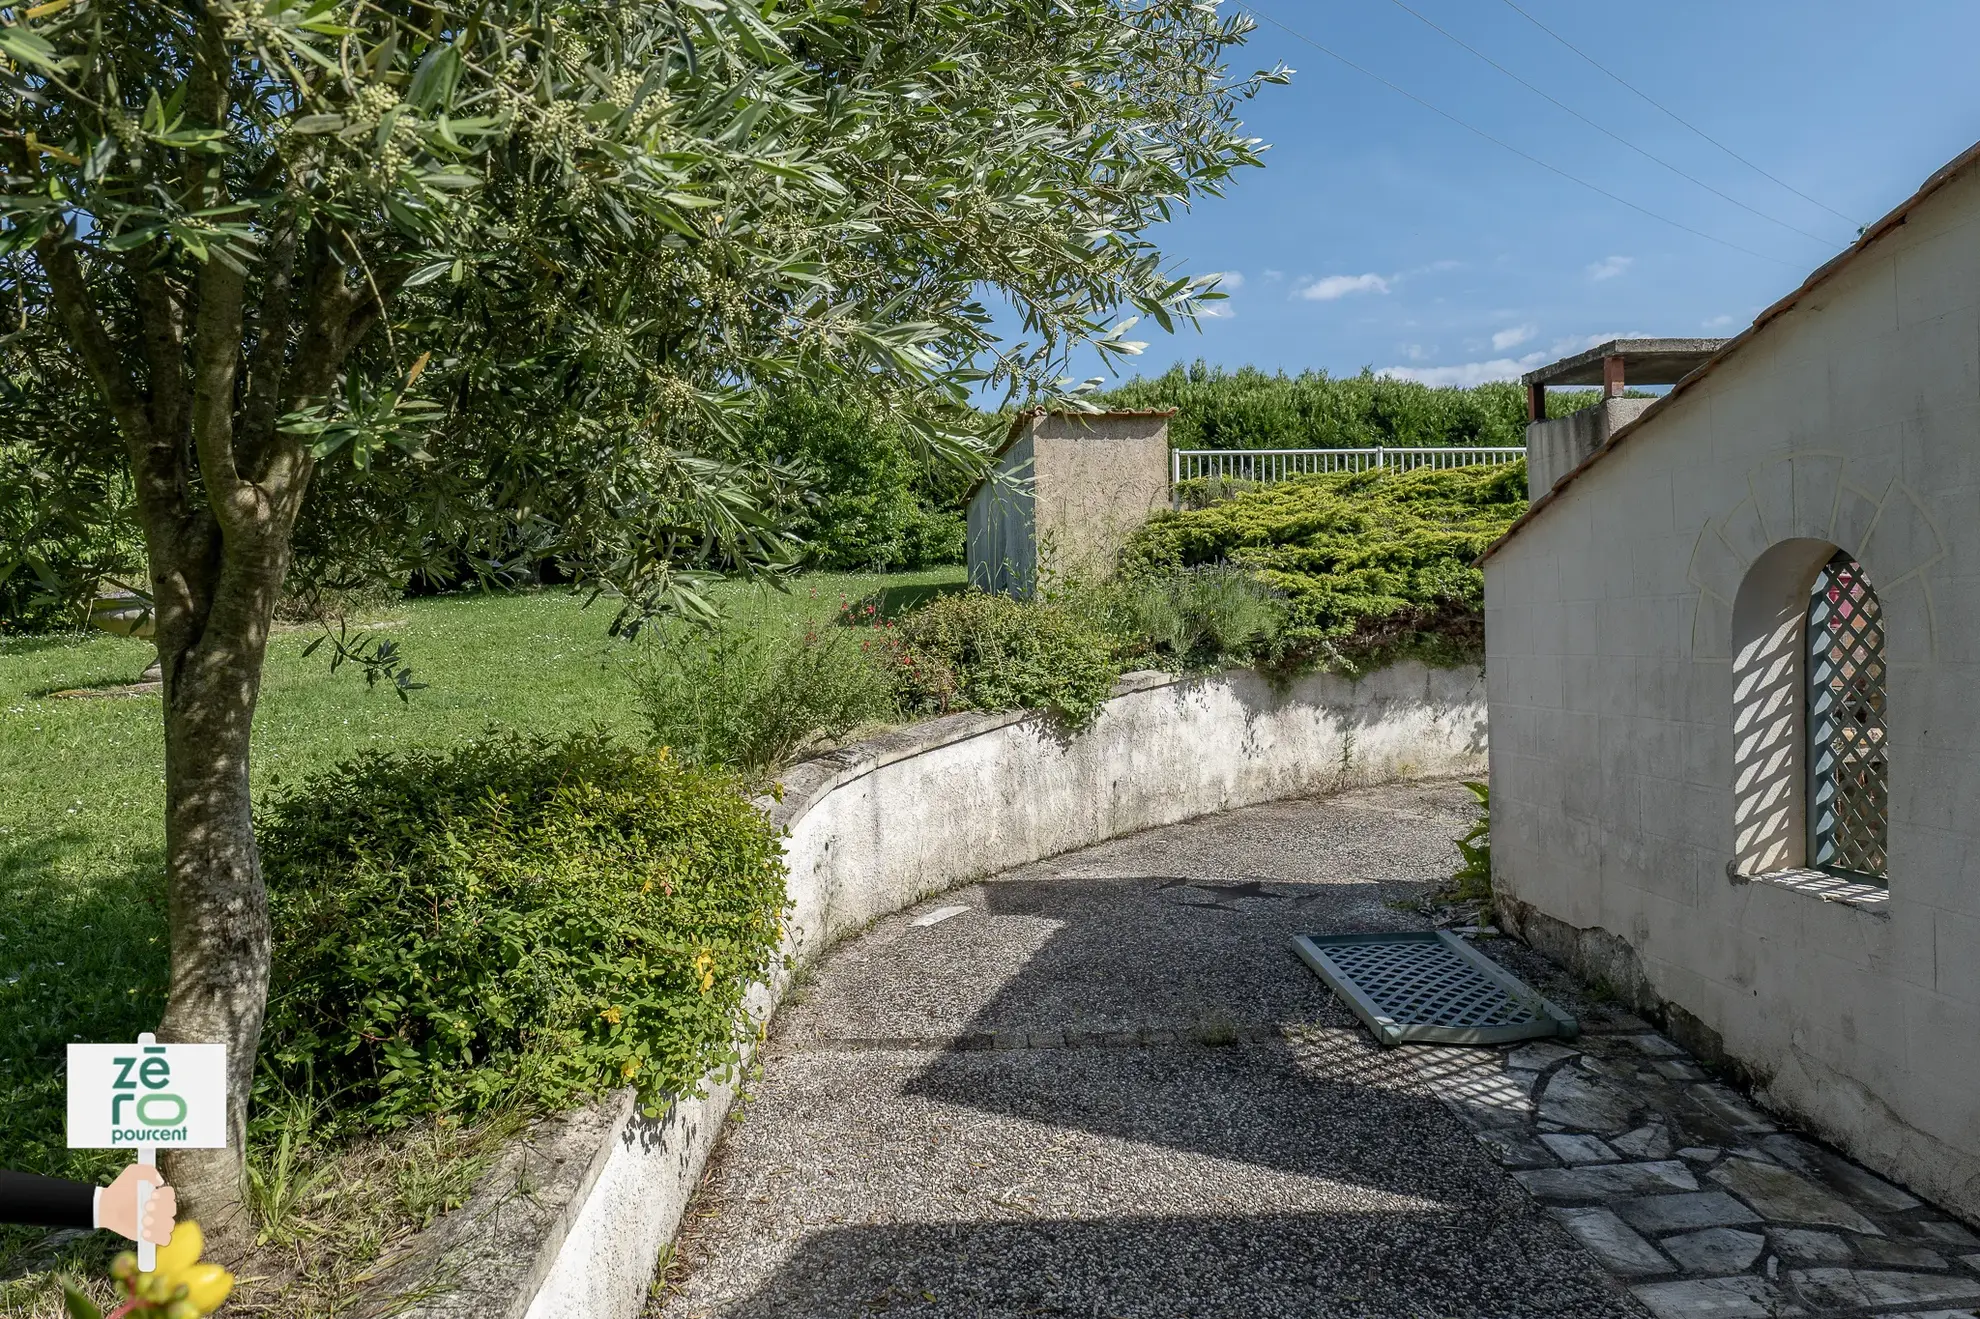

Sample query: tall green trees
[1102,361,1634,451]
[1103,362,1535,450]
[0,0,1281,1236]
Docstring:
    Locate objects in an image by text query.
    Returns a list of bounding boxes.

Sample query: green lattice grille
[1808,551,1888,880]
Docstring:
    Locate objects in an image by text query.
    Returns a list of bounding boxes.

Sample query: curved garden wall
[374,661,1486,1319]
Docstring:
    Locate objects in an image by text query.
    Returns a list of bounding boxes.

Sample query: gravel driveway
[648,779,1642,1319]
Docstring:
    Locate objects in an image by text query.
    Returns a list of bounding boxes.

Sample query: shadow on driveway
[712,1205,1623,1318]
[656,784,1635,1319]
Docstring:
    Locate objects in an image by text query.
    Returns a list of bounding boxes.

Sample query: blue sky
[1044,0,1980,389]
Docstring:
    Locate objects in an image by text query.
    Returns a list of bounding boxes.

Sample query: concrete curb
[372,661,1487,1319]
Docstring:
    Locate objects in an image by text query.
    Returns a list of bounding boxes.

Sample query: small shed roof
[1522,339,1727,388]
[992,407,1177,455]
[966,408,1178,501]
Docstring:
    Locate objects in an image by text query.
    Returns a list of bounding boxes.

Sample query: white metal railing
[1171,446,1524,494]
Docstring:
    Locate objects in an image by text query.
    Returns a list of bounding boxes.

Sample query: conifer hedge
[1100,361,1602,451]
[1121,461,1527,668]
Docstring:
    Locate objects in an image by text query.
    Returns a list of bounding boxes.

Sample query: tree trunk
[154,532,292,1255]
[28,177,362,1250]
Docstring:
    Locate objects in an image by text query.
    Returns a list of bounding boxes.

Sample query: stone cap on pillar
[1522,338,1727,420]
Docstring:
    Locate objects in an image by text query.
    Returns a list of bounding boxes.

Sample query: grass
[0,567,963,1305]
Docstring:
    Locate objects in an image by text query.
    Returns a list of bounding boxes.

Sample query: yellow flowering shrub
[258,731,788,1130]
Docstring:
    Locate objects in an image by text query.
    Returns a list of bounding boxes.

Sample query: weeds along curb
[363,660,1487,1319]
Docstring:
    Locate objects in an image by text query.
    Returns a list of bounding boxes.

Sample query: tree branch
[129,260,193,457]
[2,134,144,440]
[238,198,303,475]
[281,238,403,409]
[32,232,146,440]
[189,254,253,532]
[172,10,266,534]
[22,218,190,543]
[183,13,235,212]
[254,232,402,539]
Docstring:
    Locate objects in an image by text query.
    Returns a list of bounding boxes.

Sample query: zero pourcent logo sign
[67,1039,228,1150]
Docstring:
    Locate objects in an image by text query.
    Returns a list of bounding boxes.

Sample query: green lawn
[0,568,964,1186]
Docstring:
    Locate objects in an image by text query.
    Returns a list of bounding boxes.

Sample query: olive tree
[0,0,1281,1238]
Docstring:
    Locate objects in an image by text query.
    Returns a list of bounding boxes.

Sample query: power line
[1377,0,1848,248]
[1495,0,1862,229]
[1239,4,1804,267]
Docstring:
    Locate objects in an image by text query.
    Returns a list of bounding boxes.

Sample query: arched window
[1806,551,1888,880]
[1729,540,1891,885]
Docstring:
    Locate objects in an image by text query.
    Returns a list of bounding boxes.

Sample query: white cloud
[1296,272,1390,301]
[1549,330,1642,355]
[1491,323,1538,351]
[1701,313,1736,330]
[1400,343,1431,362]
[1205,270,1244,291]
[1261,268,1285,283]
[1380,330,1649,387]
[1199,303,1235,319]
[1378,352,1549,387]
[1586,255,1633,282]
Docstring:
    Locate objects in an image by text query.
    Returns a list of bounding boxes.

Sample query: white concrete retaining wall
[385,661,1485,1319]
[771,662,1484,971]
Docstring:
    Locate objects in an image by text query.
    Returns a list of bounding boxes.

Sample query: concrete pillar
[1602,354,1626,399]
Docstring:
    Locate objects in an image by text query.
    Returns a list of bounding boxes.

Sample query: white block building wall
[1483,153,1980,1218]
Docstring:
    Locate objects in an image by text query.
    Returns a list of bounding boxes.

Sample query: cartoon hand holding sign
[100,1163,177,1243]
[66,1032,226,1271]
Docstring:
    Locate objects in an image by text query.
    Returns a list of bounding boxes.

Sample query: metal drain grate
[1292,931,1577,1047]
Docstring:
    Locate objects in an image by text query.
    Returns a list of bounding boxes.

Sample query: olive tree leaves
[0,0,1286,627]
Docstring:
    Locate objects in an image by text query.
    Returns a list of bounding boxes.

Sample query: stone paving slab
[1617,1191,1762,1235]
[1405,951,1980,1319]
[1630,1275,1804,1318]
[1517,1161,1701,1201]
[1555,1207,1678,1276]
[1664,1229,1767,1276]
[1792,1268,1980,1309]
[648,780,1980,1319]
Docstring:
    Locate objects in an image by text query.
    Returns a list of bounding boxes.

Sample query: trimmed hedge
[1121,461,1527,667]
[1099,360,1617,452]
[258,730,788,1130]
[1100,362,1526,451]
